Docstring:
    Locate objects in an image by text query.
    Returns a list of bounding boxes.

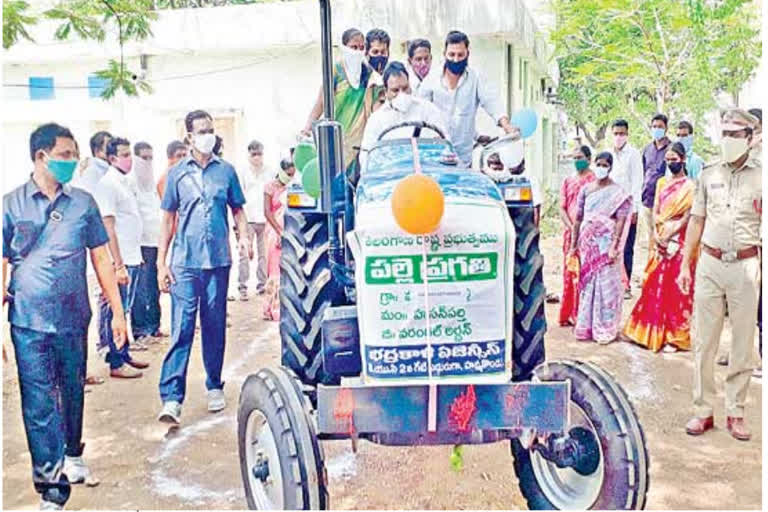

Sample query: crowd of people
[557,108,763,442]
[0,23,762,511]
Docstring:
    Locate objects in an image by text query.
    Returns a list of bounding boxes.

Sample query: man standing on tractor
[359,61,448,169]
[156,109,252,425]
[418,30,518,168]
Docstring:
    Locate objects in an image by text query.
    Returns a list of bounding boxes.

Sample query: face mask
[678,135,693,153]
[574,159,589,172]
[446,57,468,75]
[114,155,133,174]
[412,61,431,79]
[594,165,610,180]
[278,169,293,185]
[390,92,413,112]
[651,127,666,140]
[342,45,364,87]
[721,136,749,163]
[45,154,77,184]
[614,134,628,148]
[667,161,684,175]
[484,168,510,182]
[133,157,154,190]
[193,133,217,155]
[368,55,388,74]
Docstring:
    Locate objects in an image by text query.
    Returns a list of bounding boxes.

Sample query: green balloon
[294,142,317,173]
[301,157,321,198]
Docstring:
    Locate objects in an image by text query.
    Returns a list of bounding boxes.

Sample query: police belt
[702,244,759,263]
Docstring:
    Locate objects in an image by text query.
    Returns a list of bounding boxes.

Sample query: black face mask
[369,55,388,73]
[667,161,684,174]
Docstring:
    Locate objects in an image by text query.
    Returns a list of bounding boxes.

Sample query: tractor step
[316,381,568,443]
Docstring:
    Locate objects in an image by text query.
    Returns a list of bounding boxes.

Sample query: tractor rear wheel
[280,210,337,386]
[511,360,649,510]
[510,206,547,381]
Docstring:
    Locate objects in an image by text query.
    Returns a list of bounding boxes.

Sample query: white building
[2,0,560,193]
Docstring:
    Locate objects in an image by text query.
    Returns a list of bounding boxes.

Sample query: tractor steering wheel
[376,120,447,141]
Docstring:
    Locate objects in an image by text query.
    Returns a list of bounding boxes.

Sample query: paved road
[2,234,762,510]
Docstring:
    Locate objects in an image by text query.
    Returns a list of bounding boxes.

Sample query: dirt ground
[2,233,762,510]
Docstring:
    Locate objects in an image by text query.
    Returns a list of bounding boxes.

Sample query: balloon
[511,108,538,139]
[294,141,317,173]
[301,157,321,198]
[391,174,445,235]
[497,139,524,169]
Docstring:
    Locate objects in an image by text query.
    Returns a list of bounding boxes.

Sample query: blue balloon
[511,108,538,139]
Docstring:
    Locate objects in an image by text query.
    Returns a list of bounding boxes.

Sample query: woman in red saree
[559,145,596,326]
[624,142,697,352]
[570,152,632,343]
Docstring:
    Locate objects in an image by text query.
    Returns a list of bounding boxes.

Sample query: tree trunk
[576,121,607,148]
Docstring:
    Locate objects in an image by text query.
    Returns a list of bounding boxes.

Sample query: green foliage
[3,0,157,99]
[3,0,37,49]
[153,0,286,6]
[551,0,761,149]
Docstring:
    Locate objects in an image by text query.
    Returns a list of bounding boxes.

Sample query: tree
[3,0,156,99]
[551,0,762,151]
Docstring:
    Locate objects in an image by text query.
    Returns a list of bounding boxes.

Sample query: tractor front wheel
[511,360,649,510]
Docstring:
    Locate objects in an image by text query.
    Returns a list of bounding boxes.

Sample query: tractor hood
[348,140,516,386]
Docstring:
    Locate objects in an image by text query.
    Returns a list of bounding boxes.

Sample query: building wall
[2,1,559,196]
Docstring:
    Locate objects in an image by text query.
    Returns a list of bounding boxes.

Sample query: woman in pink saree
[569,152,632,343]
[262,160,297,321]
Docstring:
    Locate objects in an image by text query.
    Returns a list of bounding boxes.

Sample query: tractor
[237,1,649,509]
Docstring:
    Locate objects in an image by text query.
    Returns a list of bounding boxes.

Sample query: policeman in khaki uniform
[677,108,761,441]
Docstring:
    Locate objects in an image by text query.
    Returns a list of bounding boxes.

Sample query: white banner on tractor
[349,199,515,385]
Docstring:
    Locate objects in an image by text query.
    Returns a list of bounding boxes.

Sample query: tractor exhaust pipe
[319,0,334,121]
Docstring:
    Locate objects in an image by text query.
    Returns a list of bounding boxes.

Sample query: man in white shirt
[360,61,448,170]
[129,142,165,342]
[236,140,269,300]
[418,30,517,167]
[609,119,643,298]
[93,137,149,379]
[406,38,432,93]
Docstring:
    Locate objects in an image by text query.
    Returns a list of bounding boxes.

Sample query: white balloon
[497,139,524,169]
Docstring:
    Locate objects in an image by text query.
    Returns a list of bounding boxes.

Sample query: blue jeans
[98,264,141,370]
[159,266,230,403]
[11,326,87,506]
[131,247,161,338]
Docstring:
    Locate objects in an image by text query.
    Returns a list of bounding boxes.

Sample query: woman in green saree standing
[302,28,388,177]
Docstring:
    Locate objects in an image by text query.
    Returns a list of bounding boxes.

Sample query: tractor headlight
[504,187,532,202]
[287,192,318,208]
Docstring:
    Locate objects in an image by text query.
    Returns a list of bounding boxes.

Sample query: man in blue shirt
[3,123,127,509]
[156,110,252,425]
[675,121,705,180]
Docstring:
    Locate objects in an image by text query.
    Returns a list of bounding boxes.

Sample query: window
[88,75,109,98]
[28,77,54,100]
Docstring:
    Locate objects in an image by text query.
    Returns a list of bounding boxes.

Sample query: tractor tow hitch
[532,427,600,476]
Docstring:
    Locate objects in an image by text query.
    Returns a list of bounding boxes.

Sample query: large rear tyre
[280,210,337,386]
[237,367,328,510]
[510,207,547,381]
[511,360,649,510]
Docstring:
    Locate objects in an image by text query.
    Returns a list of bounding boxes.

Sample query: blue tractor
[237,1,649,509]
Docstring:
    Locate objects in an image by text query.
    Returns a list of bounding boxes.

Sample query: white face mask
[720,136,750,163]
[342,45,364,88]
[484,167,511,182]
[594,165,610,180]
[390,92,413,112]
[193,133,217,155]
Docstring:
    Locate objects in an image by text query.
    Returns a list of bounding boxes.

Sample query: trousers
[158,265,230,403]
[693,252,760,418]
[11,326,87,506]
[98,264,141,369]
[237,222,267,293]
[131,246,161,338]
[623,220,638,286]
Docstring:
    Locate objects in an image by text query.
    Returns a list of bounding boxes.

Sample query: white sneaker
[40,499,63,510]
[63,455,99,487]
[662,344,679,353]
[207,389,226,413]
[158,401,182,425]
